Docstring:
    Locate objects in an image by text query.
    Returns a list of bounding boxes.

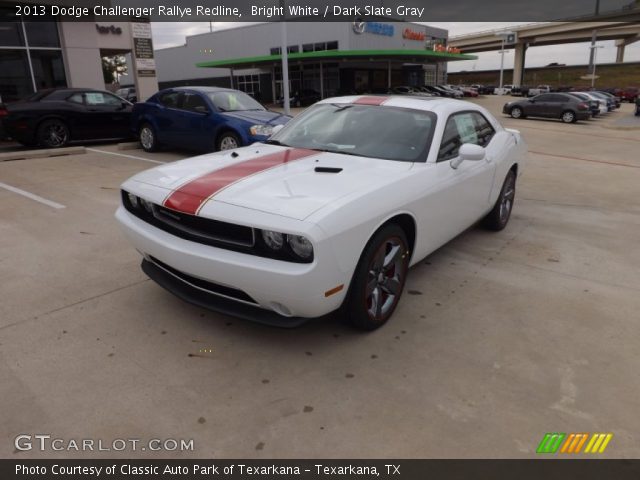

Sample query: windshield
[207,91,265,112]
[270,103,436,162]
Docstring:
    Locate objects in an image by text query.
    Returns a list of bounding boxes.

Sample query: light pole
[590,44,604,88]
[279,0,290,115]
[495,31,513,95]
[587,0,601,78]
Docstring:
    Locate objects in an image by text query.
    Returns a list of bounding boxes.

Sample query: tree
[102,55,127,84]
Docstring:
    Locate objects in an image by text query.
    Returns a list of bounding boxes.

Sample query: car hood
[127,145,413,221]
[221,110,290,126]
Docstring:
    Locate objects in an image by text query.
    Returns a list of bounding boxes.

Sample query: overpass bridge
[448,8,640,86]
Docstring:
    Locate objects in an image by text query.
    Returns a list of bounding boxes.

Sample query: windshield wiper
[330,104,353,112]
[264,139,290,147]
[311,147,361,157]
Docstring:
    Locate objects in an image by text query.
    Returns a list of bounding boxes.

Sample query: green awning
[196,49,477,69]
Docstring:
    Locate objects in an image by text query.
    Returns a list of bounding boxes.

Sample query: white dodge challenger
[116,95,527,330]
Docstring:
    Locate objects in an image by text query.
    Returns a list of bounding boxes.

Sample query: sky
[150,22,640,72]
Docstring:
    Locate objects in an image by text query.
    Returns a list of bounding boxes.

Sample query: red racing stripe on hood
[353,96,387,105]
[163,148,317,215]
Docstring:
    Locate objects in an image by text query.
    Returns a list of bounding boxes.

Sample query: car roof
[318,95,487,116]
[169,86,236,93]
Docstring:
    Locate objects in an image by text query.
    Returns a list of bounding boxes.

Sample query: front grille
[122,190,313,264]
[153,204,255,247]
[149,256,257,305]
[122,191,255,250]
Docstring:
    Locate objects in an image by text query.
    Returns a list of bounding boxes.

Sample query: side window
[67,93,84,105]
[181,93,209,113]
[536,94,553,102]
[471,112,495,147]
[438,115,464,162]
[438,112,488,162]
[84,92,122,106]
[158,91,180,109]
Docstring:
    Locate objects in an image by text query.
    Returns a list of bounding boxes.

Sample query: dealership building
[153,22,474,103]
[0,0,158,104]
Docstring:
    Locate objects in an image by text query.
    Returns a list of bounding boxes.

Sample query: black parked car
[0,88,133,148]
[503,93,591,123]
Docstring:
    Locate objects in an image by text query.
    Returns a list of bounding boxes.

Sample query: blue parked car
[131,87,291,152]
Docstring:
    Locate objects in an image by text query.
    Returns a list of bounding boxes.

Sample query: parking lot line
[86,148,167,164]
[530,150,640,169]
[0,181,66,209]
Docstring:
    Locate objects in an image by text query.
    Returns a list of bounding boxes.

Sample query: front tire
[561,110,576,123]
[37,119,69,148]
[217,131,241,151]
[483,170,516,231]
[344,224,410,331]
[139,123,159,152]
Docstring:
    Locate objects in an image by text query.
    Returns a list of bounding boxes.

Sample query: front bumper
[141,258,309,327]
[116,207,349,321]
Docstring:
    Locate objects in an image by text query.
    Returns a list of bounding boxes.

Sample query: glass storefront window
[0,14,66,101]
[0,50,32,102]
[30,50,66,90]
[0,7,25,46]
[24,20,60,48]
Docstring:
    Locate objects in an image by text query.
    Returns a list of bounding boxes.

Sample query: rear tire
[344,224,410,331]
[37,119,69,148]
[561,110,576,123]
[483,170,516,231]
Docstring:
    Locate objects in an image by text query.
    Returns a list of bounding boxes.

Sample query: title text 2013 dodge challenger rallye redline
[116,95,527,330]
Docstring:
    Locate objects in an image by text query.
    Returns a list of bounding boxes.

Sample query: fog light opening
[269,302,293,317]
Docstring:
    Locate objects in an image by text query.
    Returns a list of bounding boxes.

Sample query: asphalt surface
[1,96,639,459]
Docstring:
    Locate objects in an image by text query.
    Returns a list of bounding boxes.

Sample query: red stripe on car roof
[353,96,387,105]
[162,148,317,215]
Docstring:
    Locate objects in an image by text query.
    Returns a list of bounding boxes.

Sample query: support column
[319,62,324,99]
[229,68,234,89]
[615,36,639,63]
[616,44,625,63]
[512,42,527,88]
[387,61,391,88]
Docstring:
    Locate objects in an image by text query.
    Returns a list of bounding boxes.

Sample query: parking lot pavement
[1,97,639,459]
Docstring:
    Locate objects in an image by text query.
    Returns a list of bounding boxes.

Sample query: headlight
[127,192,139,209]
[288,235,313,260]
[262,230,284,250]
[139,197,153,213]
[249,124,274,136]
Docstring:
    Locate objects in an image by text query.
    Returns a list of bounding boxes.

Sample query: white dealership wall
[152,22,449,85]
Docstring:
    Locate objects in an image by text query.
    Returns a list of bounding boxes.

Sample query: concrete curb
[0,146,86,162]
[117,142,141,151]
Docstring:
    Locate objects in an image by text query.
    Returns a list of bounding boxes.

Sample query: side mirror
[194,105,209,114]
[451,143,485,169]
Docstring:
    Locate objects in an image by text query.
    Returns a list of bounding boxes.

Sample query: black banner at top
[3,0,640,22]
